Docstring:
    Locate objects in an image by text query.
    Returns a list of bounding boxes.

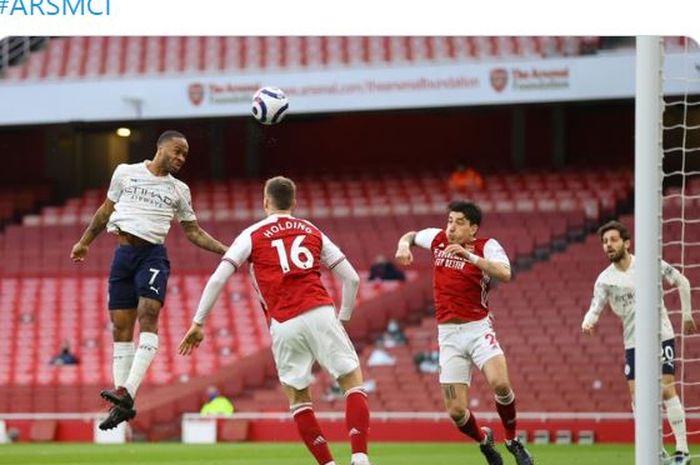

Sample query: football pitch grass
[3,442,691,465]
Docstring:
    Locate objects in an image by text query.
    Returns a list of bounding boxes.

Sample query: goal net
[661,36,700,463]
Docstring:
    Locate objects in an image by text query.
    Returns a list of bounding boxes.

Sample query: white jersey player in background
[582,220,696,465]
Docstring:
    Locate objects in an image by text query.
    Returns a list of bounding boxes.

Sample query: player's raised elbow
[498,267,512,282]
[347,268,361,287]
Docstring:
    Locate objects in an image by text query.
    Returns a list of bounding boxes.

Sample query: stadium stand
[0,168,637,436]
[2,36,695,82]
[2,36,602,81]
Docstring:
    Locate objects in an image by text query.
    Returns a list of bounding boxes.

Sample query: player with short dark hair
[583,220,696,465]
[70,130,228,430]
[179,176,372,465]
[395,201,533,465]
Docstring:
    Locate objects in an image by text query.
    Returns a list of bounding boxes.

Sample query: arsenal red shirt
[415,228,510,323]
[223,214,346,323]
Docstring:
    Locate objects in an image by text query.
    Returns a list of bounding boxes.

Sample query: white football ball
[251,87,289,125]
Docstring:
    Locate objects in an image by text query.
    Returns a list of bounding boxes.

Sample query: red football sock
[292,405,334,465]
[495,394,517,441]
[345,388,370,454]
[457,411,485,443]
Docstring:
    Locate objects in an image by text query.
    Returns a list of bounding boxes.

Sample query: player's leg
[101,297,161,410]
[481,355,532,465]
[337,367,370,465]
[107,247,140,390]
[272,310,336,465]
[103,247,169,407]
[100,248,139,430]
[282,385,336,465]
[481,355,517,440]
[120,296,162,400]
[474,320,532,465]
[123,247,170,400]
[625,347,636,411]
[661,339,689,461]
[110,309,137,388]
[309,306,370,465]
[437,324,502,465]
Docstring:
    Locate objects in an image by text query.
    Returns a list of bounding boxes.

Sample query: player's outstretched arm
[395,231,417,266]
[180,220,228,255]
[581,281,607,336]
[179,260,236,355]
[70,198,115,262]
[663,263,697,335]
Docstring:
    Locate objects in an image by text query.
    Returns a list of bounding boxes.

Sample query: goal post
[635,35,664,465]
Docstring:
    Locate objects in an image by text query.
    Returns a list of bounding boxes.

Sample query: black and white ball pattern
[251,87,289,125]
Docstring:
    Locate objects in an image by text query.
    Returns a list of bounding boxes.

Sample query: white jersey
[583,255,691,349]
[106,161,196,244]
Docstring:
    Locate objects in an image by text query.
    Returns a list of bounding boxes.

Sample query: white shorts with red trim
[270,305,360,390]
[438,316,504,385]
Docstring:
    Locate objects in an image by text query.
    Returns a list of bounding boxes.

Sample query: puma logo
[149,286,159,295]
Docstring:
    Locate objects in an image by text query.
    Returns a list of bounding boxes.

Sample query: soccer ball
[251,87,289,125]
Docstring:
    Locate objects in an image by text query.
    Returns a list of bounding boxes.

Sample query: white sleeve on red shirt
[222,230,253,269]
[192,261,236,325]
[483,239,510,267]
[414,228,442,250]
[321,233,346,269]
[332,259,360,321]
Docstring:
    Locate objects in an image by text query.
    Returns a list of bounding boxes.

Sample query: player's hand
[395,243,413,266]
[70,242,89,262]
[581,323,595,336]
[683,318,697,335]
[444,243,469,258]
[178,323,204,355]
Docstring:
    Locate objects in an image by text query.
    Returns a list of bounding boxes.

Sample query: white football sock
[124,332,158,398]
[351,452,369,465]
[664,396,689,453]
[112,342,135,388]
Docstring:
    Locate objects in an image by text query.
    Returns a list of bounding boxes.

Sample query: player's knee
[337,367,363,392]
[138,316,158,333]
[447,405,467,421]
[111,317,135,341]
[112,325,134,341]
[137,304,161,332]
[491,381,511,396]
[662,384,677,400]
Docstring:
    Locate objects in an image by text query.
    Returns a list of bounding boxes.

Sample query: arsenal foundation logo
[188,83,205,106]
[490,68,508,92]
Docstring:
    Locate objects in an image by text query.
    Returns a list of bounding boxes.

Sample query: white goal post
[635,35,664,465]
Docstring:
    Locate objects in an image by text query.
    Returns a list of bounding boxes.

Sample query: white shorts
[438,316,504,385]
[269,305,360,390]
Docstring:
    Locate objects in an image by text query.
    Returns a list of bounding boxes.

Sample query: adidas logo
[312,435,326,446]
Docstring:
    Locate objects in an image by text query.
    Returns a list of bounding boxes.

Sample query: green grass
[0,442,659,465]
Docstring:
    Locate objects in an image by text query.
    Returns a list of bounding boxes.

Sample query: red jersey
[415,228,510,323]
[223,214,346,323]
